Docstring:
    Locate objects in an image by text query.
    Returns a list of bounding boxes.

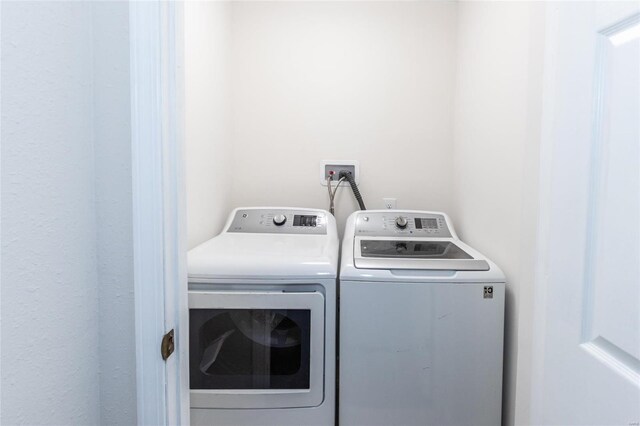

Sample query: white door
[532,2,640,425]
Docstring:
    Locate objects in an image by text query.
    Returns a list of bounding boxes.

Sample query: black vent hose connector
[339,171,366,210]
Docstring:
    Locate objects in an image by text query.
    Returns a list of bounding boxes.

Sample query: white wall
[1,3,100,424]
[451,2,545,425]
[229,1,458,232]
[1,2,136,424]
[185,1,234,249]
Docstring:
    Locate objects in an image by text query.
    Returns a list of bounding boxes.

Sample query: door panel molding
[581,12,640,385]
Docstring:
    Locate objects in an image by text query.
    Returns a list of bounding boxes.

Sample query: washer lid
[354,237,490,271]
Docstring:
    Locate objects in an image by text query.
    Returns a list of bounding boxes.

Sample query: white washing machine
[339,210,505,426]
[188,207,338,426]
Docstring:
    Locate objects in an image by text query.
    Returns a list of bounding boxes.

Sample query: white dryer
[339,210,505,426]
[188,207,338,426]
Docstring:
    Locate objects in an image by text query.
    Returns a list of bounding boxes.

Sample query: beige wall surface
[452,2,546,425]
[185,1,234,248]
[229,1,458,234]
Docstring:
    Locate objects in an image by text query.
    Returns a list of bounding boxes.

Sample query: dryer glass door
[188,291,325,409]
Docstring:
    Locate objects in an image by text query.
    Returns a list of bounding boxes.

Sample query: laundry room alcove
[183,2,545,425]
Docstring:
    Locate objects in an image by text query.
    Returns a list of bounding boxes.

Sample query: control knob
[273,214,287,226]
[395,216,408,229]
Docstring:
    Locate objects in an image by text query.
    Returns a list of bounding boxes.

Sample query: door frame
[130,1,189,424]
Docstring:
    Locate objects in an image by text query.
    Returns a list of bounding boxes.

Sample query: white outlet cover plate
[383,198,397,209]
[320,160,360,186]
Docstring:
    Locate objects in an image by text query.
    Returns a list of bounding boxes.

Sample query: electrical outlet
[320,160,359,186]
[383,198,397,209]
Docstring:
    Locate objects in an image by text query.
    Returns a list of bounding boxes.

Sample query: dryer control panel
[227,208,328,234]
[354,211,452,237]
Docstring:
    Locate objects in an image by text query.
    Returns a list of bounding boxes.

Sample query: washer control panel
[227,209,327,234]
[355,211,452,237]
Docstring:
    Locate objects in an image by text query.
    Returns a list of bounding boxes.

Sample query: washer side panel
[339,280,504,426]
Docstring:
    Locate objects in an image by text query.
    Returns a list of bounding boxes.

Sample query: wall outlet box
[320,160,360,186]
